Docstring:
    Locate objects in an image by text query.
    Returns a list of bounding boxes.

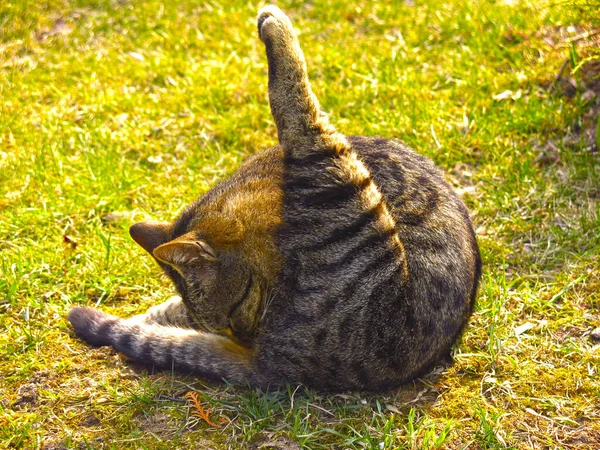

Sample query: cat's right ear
[129,221,172,255]
[152,234,217,273]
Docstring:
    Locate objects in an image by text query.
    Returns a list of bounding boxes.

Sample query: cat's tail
[68,307,265,386]
[257,5,348,154]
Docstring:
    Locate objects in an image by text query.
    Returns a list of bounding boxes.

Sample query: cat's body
[68,6,481,392]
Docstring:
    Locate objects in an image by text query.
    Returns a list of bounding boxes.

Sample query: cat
[68,5,482,392]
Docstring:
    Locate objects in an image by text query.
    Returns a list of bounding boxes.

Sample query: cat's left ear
[130,221,172,254]
[153,233,217,269]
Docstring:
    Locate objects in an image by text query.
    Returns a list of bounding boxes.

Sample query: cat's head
[129,220,263,344]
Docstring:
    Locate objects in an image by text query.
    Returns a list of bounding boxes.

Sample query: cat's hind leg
[257,5,347,154]
[257,6,408,278]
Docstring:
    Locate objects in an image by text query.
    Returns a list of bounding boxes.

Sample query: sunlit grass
[1,0,599,448]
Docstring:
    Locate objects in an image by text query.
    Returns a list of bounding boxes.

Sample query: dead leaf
[63,235,78,249]
[476,226,488,236]
[493,89,522,101]
[185,392,220,427]
[456,185,477,196]
[534,139,560,167]
[147,155,163,164]
[101,211,131,224]
[36,18,72,41]
[582,89,597,104]
[386,404,401,414]
[515,322,535,336]
[129,51,145,62]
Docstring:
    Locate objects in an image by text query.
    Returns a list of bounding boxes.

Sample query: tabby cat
[68,5,481,392]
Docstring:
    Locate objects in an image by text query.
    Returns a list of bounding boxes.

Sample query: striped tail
[257,5,348,155]
[68,307,260,385]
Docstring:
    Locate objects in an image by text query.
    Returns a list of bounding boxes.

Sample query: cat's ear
[153,234,217,269]
[130,221,172,254]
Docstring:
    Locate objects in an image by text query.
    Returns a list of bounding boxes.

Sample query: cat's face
[129,221,260,343]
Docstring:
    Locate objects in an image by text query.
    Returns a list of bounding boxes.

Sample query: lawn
[1,0,599,448]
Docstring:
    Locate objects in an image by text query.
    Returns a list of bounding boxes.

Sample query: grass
[1,0,599,448]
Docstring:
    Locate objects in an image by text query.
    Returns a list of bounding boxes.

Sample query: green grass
[1,0,599,448]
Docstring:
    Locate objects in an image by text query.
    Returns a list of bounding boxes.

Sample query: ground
[1,0,599,449]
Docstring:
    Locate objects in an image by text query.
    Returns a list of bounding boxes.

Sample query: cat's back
[257,136,481,391]
[351,135,481,337]
[350,136,480,295]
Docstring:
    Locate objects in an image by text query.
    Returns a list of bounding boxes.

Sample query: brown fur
[68,6,481,392]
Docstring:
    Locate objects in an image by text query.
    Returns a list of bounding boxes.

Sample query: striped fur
[68,6,481,392]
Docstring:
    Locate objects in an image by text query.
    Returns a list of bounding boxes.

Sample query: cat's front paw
[67,306,116,347]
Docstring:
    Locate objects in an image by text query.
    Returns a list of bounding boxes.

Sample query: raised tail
[68,307,262,385]
[257,5,348,155]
